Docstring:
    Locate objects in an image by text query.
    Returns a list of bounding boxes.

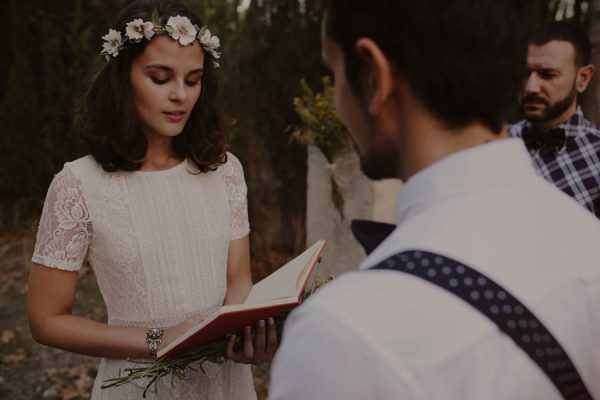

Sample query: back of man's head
[324,0,527,134]
[529,21,591,67]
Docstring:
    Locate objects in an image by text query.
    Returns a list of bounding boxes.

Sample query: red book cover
[158,240,326,359]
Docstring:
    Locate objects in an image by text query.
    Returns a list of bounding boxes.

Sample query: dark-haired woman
[26,1,275,398]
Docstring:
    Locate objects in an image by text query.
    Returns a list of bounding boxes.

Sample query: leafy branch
[291,76,347,163]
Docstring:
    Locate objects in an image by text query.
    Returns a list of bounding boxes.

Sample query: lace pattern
[220,153,250,239]
[32,166,93,271]
[32,153,255,399]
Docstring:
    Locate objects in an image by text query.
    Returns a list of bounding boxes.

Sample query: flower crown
[101,10,220,67]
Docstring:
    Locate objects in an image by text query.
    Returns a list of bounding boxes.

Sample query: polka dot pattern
[371,250,593,400]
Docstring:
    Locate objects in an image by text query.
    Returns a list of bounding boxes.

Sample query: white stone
[306,145,402,279]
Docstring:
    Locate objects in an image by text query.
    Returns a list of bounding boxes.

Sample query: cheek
[334,80,352,123]
[133,81,167,119]
[131,78,154,112]
[191,84,202,105]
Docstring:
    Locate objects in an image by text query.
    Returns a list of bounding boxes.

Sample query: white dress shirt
[269,139,600,400]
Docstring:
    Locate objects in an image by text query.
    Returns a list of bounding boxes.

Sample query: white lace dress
[32,153,256,400]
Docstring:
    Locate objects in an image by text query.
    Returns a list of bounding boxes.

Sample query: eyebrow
[531,67,558,74]
[145,64,204,75]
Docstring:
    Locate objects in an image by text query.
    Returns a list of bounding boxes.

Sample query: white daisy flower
[199,27,221,59]
[125,18,155,41]
[165,15,197,46]
[101,29,124,58]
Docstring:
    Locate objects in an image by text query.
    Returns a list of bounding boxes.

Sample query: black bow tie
[351,219,396,255]
[522,126,566,151]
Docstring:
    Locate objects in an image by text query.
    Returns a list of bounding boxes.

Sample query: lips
[522,95,548,107]
[163,111,185,122]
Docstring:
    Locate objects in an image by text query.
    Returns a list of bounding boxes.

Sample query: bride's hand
[160,314,205,349]
[225,317,279,364]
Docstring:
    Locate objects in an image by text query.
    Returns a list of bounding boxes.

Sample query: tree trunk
[584,0,600,124]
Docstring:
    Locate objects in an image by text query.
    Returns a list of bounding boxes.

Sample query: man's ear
[355,38,395,115]
[576,64,595,93]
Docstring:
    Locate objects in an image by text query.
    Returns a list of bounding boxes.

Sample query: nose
[525,72,542,95]
[168,80,189,103]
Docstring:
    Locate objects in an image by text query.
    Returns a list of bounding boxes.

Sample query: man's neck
[388,88,508,182]
[398,117,507,181]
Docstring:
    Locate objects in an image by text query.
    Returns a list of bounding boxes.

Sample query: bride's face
[130,35,205,141]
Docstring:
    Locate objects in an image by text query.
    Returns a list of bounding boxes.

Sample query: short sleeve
[221,153,250,240]
[31,166,93,271]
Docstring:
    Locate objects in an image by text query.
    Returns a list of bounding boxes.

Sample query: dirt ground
[0,226,271,400]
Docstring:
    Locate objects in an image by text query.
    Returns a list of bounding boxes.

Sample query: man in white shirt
[269,1,600,399]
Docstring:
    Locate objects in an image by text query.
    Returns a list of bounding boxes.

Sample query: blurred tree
[585,0,600,123]
[2,0,596,255]
[228,0,325,255]
[0,0,124,222]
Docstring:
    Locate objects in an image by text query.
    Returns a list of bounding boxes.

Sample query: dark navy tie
[350,219,396,255]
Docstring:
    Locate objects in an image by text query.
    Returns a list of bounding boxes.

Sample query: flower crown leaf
[101,13,221,67]
[151,9,160,27]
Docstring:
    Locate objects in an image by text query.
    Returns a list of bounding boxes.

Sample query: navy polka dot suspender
[371,250,593,400]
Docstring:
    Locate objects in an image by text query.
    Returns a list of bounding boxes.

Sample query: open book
[157,239,327,359]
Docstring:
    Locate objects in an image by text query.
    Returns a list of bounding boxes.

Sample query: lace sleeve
[31,166,93,271]
[222,153,250,240]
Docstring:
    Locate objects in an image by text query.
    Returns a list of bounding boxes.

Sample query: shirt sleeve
[31,166,93,271]
[222,152,250,240]
[268,302,413,400]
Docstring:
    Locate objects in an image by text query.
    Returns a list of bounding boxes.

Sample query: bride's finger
[243,325,254,360]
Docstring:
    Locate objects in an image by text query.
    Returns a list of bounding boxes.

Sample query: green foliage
[0,0,326,255]
[0,0,124,204]
[291,76,347,163]
[0,0,592,242]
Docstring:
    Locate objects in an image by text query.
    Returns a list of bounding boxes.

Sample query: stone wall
[306,145,402,279]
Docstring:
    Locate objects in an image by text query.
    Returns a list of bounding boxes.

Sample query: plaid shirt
[509,107,600,218]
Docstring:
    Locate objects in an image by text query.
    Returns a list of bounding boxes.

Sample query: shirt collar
[555,106,584,132]
[395,138,534,224]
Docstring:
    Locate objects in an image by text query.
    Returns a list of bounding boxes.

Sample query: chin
[158,126,185,137]
[359,154,399,181]
[523,113,546,123]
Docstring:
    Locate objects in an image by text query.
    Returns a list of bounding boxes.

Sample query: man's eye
[151,77,169,84]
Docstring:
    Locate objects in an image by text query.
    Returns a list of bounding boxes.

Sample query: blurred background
[0,0,598,398]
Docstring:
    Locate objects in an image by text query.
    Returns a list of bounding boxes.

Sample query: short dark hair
[78,0,228,173]
[529,21,591,67]
[324,0,527,133]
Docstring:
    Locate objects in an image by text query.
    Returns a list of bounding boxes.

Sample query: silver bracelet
[146,327,164,358]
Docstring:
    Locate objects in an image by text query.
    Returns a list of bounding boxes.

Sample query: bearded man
[510,21,600,217]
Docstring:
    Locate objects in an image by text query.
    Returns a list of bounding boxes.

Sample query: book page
[244,240,324,304]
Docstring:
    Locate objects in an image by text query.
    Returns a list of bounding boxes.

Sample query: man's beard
[348,123,399,181]
[521,85,577,124]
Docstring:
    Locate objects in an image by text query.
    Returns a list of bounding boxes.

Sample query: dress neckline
[133,158,188,175]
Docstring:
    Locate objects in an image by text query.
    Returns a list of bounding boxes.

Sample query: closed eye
[538,69,558,80]
[151,77,169,85]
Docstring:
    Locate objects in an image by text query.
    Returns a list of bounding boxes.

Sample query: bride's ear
[355,38,395,116]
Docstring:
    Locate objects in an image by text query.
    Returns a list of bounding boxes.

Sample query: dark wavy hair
[324,0,527,134]
[78,0,227,172]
